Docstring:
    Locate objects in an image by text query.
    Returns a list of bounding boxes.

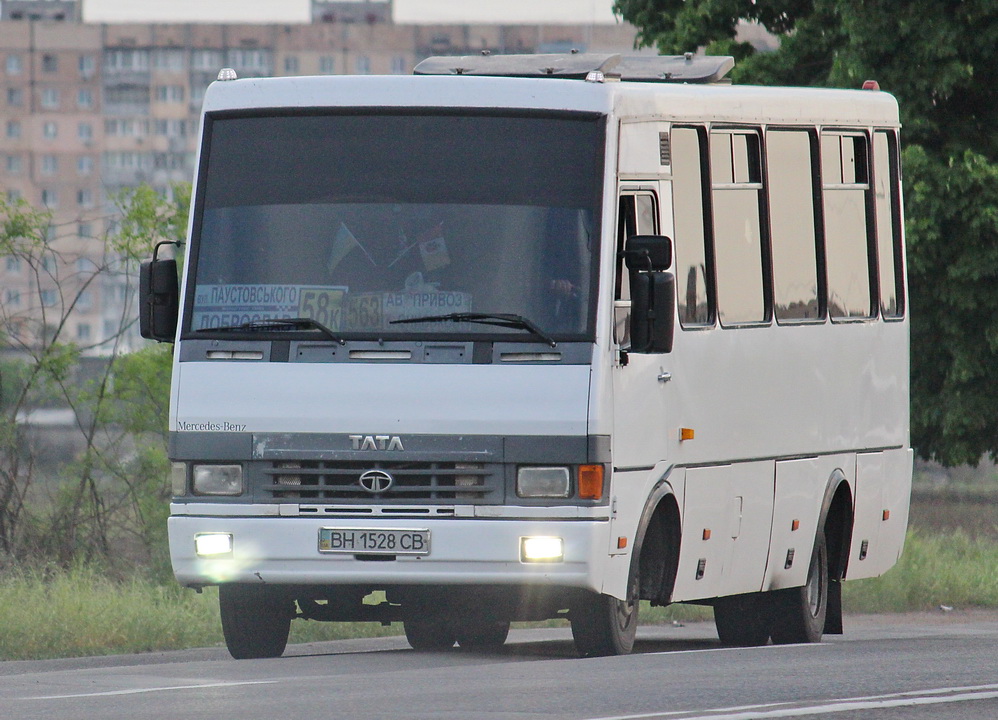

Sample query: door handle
[657,370,672,383]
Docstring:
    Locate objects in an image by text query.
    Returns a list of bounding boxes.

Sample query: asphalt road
[3,612,998,720]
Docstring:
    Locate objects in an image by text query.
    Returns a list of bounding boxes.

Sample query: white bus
[140,53,911,659]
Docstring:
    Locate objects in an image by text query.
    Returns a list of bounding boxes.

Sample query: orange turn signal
[578,464,604,500]
[680,428,695,441]
[882,509,891,521]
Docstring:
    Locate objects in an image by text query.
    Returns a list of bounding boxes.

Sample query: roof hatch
[412,52,734,84]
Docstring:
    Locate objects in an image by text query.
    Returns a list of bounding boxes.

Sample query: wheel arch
[818,468,854,634]
[632,470,682,606]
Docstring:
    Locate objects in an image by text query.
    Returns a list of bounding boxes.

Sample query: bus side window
[874,130,905,319]
[672,126,713,326]
[767,128,822,322]
[710,128,767,325]
[614,193,658,346]
[821,131,875,320]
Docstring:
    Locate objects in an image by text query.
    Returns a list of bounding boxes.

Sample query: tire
[455,618,511,651]
[770,530,828,644]
[571,573,639,657]
[713,593,771,646]
[219,584,293,660]
[404,615,457,651]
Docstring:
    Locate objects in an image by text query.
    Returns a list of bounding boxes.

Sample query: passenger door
[611,191,671,469]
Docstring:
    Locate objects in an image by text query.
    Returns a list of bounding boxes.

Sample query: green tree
[614,0,998,465]
[0,184,187,567]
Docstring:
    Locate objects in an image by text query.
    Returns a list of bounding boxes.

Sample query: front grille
[263,461,495,502]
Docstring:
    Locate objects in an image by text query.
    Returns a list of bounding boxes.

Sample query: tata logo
[349,434,404,451]
[358,469,394,494]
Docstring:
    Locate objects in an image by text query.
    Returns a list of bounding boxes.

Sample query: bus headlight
[192,464,243,496]
[195,532,233,557]
[521,536,564,563]
[517,466,570,498]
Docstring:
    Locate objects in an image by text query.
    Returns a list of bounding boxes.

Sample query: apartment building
[1,0,641,354]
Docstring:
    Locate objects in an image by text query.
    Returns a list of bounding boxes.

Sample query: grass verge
[1,527,995,661]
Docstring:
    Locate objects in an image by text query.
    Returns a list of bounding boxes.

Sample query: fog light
[521,536,564,563]
[192,464,243,496]
[195,532,233,557]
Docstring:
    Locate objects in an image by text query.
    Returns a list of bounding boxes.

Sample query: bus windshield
[186,111,605,342]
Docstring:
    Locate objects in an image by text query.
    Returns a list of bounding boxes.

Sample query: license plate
[318,527,430,555]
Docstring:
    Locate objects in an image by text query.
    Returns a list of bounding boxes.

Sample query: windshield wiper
[390,312,556,348]
[194,317,345,345]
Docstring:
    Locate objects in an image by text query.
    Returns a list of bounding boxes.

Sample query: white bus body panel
[173,362,591,436]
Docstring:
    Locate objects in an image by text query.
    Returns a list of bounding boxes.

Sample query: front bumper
[169,514,610,591]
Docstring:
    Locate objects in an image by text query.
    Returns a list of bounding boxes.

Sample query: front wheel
[219,584,293,660]
[455,617,511,651]
[570,586,639,657]
[770,530,828,644]
[404,614,457,651]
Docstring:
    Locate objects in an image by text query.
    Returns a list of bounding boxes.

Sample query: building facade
[1,0,642,354]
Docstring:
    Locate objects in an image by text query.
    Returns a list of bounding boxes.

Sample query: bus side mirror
[623,234,673,272]
[139,256,179,342]
[625,234,675,354]
[630,271,675,354]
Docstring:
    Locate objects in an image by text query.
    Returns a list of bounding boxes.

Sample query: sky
[81,0,621,25]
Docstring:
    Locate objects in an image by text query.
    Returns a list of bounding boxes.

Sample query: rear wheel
[713,593,771,646]
[219,584,293,660]
[404,614,457,651]
[770,530,828,644]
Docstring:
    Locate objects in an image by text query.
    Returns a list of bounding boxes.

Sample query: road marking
[589,683,998,720]
[26,680,279,700]
[647,642,828,658]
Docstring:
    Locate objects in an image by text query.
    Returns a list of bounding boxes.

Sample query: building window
[77,323,92,341]
[392,56,407,74]
[41,88,60,109]
[6,120,21,139]
[5,256,20,272]
[78,222,93,238]
[155,85,184,103]
[40,289,57,307]
[79,55,96,78]
[78,156,94,176]
[7,87,23,106]
[4,289,21,307]
[77,189,94,208]
[5,155,22,174]
[355,55,371,74]
[41,155,58,175]
[43,122,58,139]
[6,189,22,202]
[77,88,94,108]
[192,49,224,71]
[105,49,149,72]
[319,56,335,74]
[42,54,58,73]
[284,55,299,74]
[41,188,58,208]
[78,122,93,142]
[152,49,185,71]
[6,55,23,75]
